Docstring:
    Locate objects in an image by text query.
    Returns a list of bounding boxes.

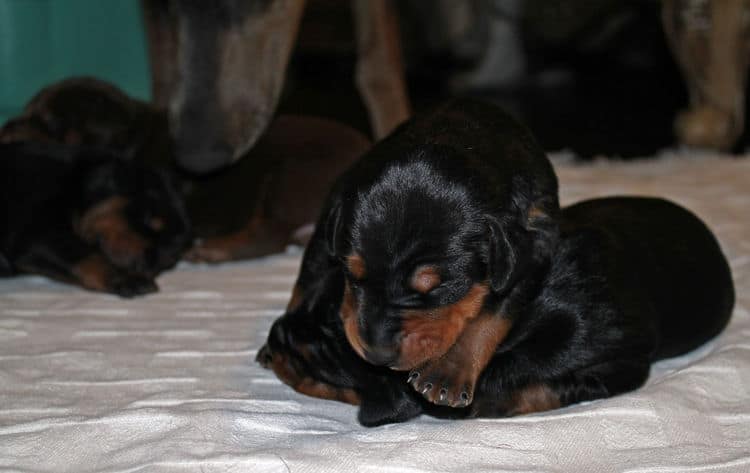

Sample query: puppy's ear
[485,198,558,295]
[324,199,344,257]
[358,382,423,427]
[524,196,559,264]
[485,215,526,295]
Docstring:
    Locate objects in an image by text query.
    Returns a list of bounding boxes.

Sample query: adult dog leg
[353,0,411,138]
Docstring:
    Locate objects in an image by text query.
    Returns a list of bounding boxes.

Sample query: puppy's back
[563,197,734,359]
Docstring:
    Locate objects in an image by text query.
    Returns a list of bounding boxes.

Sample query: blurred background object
[0,0,150,125]
[141,0,409,174]
[663,0,750,152]
[1,0,749,163]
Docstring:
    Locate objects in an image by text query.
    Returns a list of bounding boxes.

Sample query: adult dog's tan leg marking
[353,0,411,138]
[663,0,750,150]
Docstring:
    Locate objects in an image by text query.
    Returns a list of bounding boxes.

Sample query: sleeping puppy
[0,142,191,296]
[2,77,370,263]
[258,98,735,425]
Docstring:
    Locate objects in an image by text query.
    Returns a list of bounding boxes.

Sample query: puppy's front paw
[109,272,158,298]
[408,357,475,408]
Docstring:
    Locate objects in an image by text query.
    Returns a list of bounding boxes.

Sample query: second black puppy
[259,99,734,425]
[0,142,191,296]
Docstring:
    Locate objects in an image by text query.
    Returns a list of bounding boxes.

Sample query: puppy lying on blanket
[0,142,191,296]
[1,77,371,264]
[258,99,735,426]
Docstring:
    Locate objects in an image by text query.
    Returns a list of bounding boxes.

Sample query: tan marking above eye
[527,205,546,220]
[410,265,441,294]
[341,281,368,360]
[346,253,366,280]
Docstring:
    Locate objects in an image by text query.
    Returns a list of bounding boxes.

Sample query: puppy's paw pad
[408,361,474,407]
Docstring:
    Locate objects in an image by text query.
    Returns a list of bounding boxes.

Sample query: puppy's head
[75,153,192,275]
[257,279,363,406]
[1,77,159,158]
[257,279,425,426]
[327,154,558,371]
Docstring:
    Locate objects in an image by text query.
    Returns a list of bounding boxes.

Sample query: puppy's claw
[408,358,477,407]
[452,391,472,408]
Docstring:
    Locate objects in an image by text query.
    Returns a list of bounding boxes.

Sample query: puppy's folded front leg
[408,311,512,407]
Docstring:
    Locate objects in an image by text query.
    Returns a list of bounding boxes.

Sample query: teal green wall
[0,0,151,124]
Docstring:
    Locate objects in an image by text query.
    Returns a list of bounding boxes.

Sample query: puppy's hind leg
[185,217,290,263]
[472,358,651,417]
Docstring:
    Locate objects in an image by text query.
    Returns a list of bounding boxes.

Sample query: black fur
[0,141,191,297]
[258,98,734,425]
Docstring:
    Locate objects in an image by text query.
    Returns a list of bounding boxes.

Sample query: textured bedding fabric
[1,153,749,473]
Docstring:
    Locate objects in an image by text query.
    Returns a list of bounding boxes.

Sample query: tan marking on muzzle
[340,281,368,360]
[71,254,112,291]
[76,196,149,267]
[397,283,489,370]
[346,253,366,280]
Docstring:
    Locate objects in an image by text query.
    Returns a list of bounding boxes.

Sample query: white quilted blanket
[2,153,749,472]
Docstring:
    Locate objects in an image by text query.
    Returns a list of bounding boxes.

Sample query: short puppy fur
[258,98,735,426]
[2,77,370,264]
[0,142,191,296]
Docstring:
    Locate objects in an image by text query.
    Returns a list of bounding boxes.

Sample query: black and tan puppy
[258,99,734,426]
[2,77,370,264]
[0,141,191,296]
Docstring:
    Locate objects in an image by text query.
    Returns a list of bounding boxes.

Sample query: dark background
[279,0,748,160]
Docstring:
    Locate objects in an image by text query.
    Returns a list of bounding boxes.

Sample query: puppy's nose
[364,346,399,366]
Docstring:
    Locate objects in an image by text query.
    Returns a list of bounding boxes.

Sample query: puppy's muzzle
[362,345,400,367]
